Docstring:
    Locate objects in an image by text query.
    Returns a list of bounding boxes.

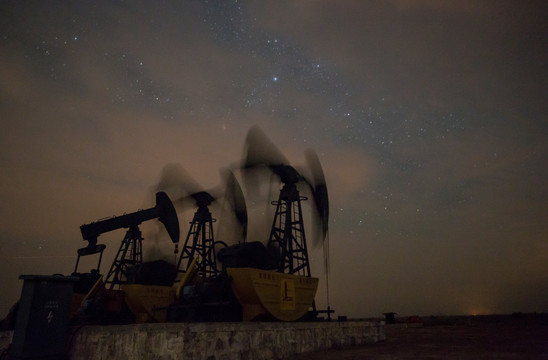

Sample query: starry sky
[1,1,547,319]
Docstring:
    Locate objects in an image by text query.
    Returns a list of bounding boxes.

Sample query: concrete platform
[1,320,385,359]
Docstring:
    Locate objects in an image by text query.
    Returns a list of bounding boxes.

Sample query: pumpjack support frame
[104,225,143,289]
[177,206,220,279]
[267,183,312,277]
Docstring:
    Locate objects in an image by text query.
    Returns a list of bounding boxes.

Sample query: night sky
[1,1,547,319]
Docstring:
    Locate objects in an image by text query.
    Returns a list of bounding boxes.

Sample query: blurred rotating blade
[221,168,248,242]
[155,163,203,211]
[305,149,329,246]
[243,125,289,169]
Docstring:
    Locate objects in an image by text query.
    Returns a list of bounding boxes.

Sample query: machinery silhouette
[78,191,179,289]
[240,125,329,277]
[70,192,180,323]
[154,164,248,280]
[69,126,331,323]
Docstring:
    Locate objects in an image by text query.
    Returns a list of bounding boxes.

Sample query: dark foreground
[294,315,548,359]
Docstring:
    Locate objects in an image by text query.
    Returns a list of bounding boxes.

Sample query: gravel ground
[293,316,548,359]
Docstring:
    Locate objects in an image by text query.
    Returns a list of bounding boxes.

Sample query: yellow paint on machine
[120,260,197,323]
[121,284,175,323]
[280,279,296,310]
[227,267,318,321]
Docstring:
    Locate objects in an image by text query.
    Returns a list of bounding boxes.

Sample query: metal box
[11,275,77,359]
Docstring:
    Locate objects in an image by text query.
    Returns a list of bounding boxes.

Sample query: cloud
[1,1,547,319]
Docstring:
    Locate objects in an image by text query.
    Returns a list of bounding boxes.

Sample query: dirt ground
[294,315,548,359]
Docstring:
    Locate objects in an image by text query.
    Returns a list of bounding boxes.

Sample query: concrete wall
[71,321,384,360]
[1,321,384,359]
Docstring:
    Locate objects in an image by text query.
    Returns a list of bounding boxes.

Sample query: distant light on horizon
[469,307,492,316]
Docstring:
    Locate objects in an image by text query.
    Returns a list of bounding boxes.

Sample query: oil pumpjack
[158,167,250,322]
[239,126,329,275]
[152,164,247,280]
[70,126,330,323]
[72,191,180,323]
[219,126,330,321]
